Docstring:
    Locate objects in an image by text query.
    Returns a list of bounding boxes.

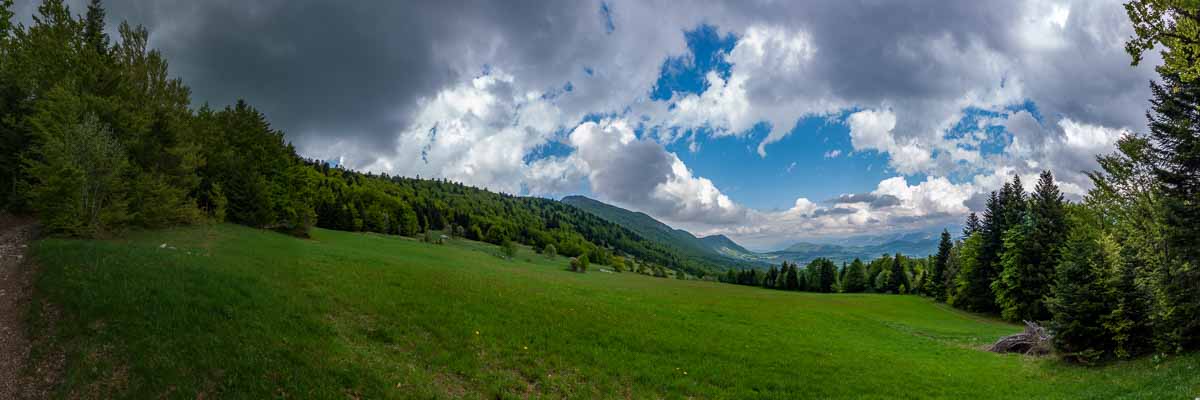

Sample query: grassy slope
[28,224,1200,399]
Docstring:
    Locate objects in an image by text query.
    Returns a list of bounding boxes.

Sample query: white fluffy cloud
[558,119,747,225]
[353,71,564,194]
[282,0,1151,249]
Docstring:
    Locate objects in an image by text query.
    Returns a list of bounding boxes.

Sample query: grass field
[26,224,1200,399]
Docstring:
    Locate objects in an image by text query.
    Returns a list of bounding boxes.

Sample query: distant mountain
[698,234,755,258]
[766,236,940,266]
[561,195,943,269]
[561,196,763,269]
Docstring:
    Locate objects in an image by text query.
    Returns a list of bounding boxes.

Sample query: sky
[17,0,1161,250]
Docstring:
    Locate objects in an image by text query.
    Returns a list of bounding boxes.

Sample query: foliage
[1048,208,1118,363]
[23,111,127,236]
[500,239,516,259]
[928,230,952,301]
[842,258,868,293]
[1125,0,1200,81]
[570,254,589,273]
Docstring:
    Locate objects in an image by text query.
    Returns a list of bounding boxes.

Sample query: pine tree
[995,214,1037,321]
[1105,252,1154,359]
[843,258,868,293]
[814,258,837,293]
[963,212,981,238]
[1144,71,1200,351]
[785,262,800,291]
[995,170,1066,321]
[929,230,952,301]
[1048,209,1116,363]
[887,253,907,294]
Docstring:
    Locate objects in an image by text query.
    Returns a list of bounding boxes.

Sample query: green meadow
[26,224,1200,399]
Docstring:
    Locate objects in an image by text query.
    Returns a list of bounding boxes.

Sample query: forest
[0,0,729,278]
[1,0,1198,367]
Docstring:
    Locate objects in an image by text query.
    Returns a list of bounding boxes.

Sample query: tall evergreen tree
[813,258,837,293]
[887,253,908,294]
[1144,71,1200,350]
[785,262,800,291]
[958,192,1001,312]
[963,212,981,238]
[1106,251,1154,359]
[995,170,1067,321]
[929,230,952,301]
[1048,208,1116,363]
[843,258,868,293]
[995,214,1036,321]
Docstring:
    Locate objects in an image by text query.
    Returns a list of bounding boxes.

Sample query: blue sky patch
[650,24,737,101]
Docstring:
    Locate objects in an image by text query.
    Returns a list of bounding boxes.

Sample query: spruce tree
[995,214,1037,321]
[1048,209,1116,363]
[887,253,907,294]
[816,258,837,293]
[929,230,952,302]
[785,262,800,291]
[1106,253,1154,359]
[963,212,981,238]
[959,192,1001,312]
[843,258,868,293]
[1144,72,1200,351]
[995,170,1066,321]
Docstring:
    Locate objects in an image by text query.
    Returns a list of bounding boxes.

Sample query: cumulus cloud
[72,0,1159,248]
[535,119,747,226]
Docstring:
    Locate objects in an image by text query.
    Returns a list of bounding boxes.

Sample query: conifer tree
[1048,209,1116,363]
[843,258,868,293]
[887,253,908,294]
[1106,253,1154,359]
[963,212,981,238]
[785,262,800,291]
[995,170,1068,321]
[929,230,952,301]
[1143,71,1200,350]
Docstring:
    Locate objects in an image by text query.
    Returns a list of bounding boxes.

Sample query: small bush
[543,244,557,258]
[500,240,516,258]
[570,255,589,273]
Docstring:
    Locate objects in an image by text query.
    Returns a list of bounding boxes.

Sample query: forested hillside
[0,0,719,277]
[562,195,762,268]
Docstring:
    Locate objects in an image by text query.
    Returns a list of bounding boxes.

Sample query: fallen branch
[988,320,1052,356]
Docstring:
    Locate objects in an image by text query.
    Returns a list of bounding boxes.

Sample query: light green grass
[28,224,1200,399]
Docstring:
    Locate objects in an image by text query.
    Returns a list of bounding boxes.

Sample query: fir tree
[785,262,800,291]
[963,212,981,238]
[887,253,908,294]
[1047,209,1116,363]
[1105,252,1154,359]
[1144,71,1200,351]
[994,170,1067,321]
[843,258,868,293]
[929,230,952,302]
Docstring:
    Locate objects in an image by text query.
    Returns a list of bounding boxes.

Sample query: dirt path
[0,215,39,399]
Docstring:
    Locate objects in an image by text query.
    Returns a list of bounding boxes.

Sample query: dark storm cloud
[29,0,616,160]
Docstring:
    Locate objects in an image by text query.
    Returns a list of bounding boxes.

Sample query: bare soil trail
[0,215,40,399]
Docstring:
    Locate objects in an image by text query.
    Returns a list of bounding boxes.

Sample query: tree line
[722,1,1200,363]
[0,0,722,277]
[721,253,932,295]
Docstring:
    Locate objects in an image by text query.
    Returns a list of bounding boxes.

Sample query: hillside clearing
[25,224,1200,399]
